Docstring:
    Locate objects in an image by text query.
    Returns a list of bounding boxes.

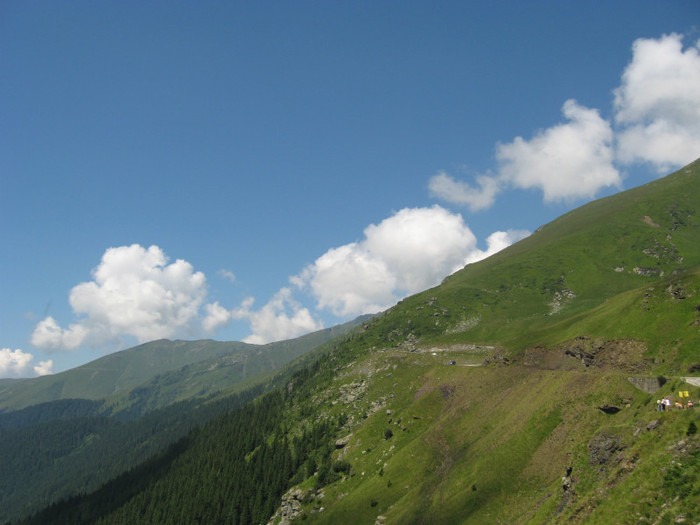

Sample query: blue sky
[2,1,699,377]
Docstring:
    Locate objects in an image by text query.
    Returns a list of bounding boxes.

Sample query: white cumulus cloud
[0,348,53,378]
[430,100,620,210]
[363,206,479,291]
[614,33,700,172]
[30,316,89,350]
[293,206,523,318]
[202,301,233,333]
[497,99,620,202]
[231,288,324,344]
[292,242,398,317]
[31,244,210,350]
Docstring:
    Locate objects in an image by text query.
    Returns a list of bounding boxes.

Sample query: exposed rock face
[549,288,576,315]
[484,353,511,366]
[267,488,323,525]
[560,336,649,372]
[267,488,306,525]
[588,432,625,468]
[338,381,367,405]
[565,345,597,367]
[646,419,661,431]
[335,434,352,449]
[633,266,662,277]
[556,466,575,514]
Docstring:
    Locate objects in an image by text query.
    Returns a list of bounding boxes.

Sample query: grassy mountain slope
[18,330,698,524]
[298,159,700,524]
[366,159,700,364]
[12,160,700,525]
[281,337,697,524]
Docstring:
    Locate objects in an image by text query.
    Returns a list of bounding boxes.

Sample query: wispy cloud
[428,171,500,212]
[201,301,233,333]
[429,99,620,210]
[464,230,531,265]
[231,288,323,344]
[219,269,237,283]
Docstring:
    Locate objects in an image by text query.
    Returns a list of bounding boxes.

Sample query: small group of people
[656,395,694,411]
[657,397,671,411]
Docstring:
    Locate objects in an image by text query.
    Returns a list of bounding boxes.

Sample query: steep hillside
[11,160,700,525]
[271,337,698,524]
[0,319,366,523]
[366,158,700,368]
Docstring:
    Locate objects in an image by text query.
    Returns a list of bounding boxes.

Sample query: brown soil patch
[642,215,661,227]
[521,337,650,373]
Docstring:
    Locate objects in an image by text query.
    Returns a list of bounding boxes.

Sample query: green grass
[287,343,699,524]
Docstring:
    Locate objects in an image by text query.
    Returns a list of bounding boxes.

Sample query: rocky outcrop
[633,267,663,277]
[266,488,305,525]
[588,432,625,468]
[267,488,323,525]
[556,466,575,515]
[564,345,597,367]
[549,288,576,315]
[560,336,649,372]
[335,433,352,449]
[646,419,661,431]
[338,381,367,405]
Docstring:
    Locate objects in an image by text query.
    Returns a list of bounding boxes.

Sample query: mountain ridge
[0,316,370,414]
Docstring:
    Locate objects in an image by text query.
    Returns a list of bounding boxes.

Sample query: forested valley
[0,385,266,522]
[11,355,353,525]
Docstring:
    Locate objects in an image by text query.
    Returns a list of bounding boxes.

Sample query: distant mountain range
[0,316,369,416]
[4,159,699,524]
